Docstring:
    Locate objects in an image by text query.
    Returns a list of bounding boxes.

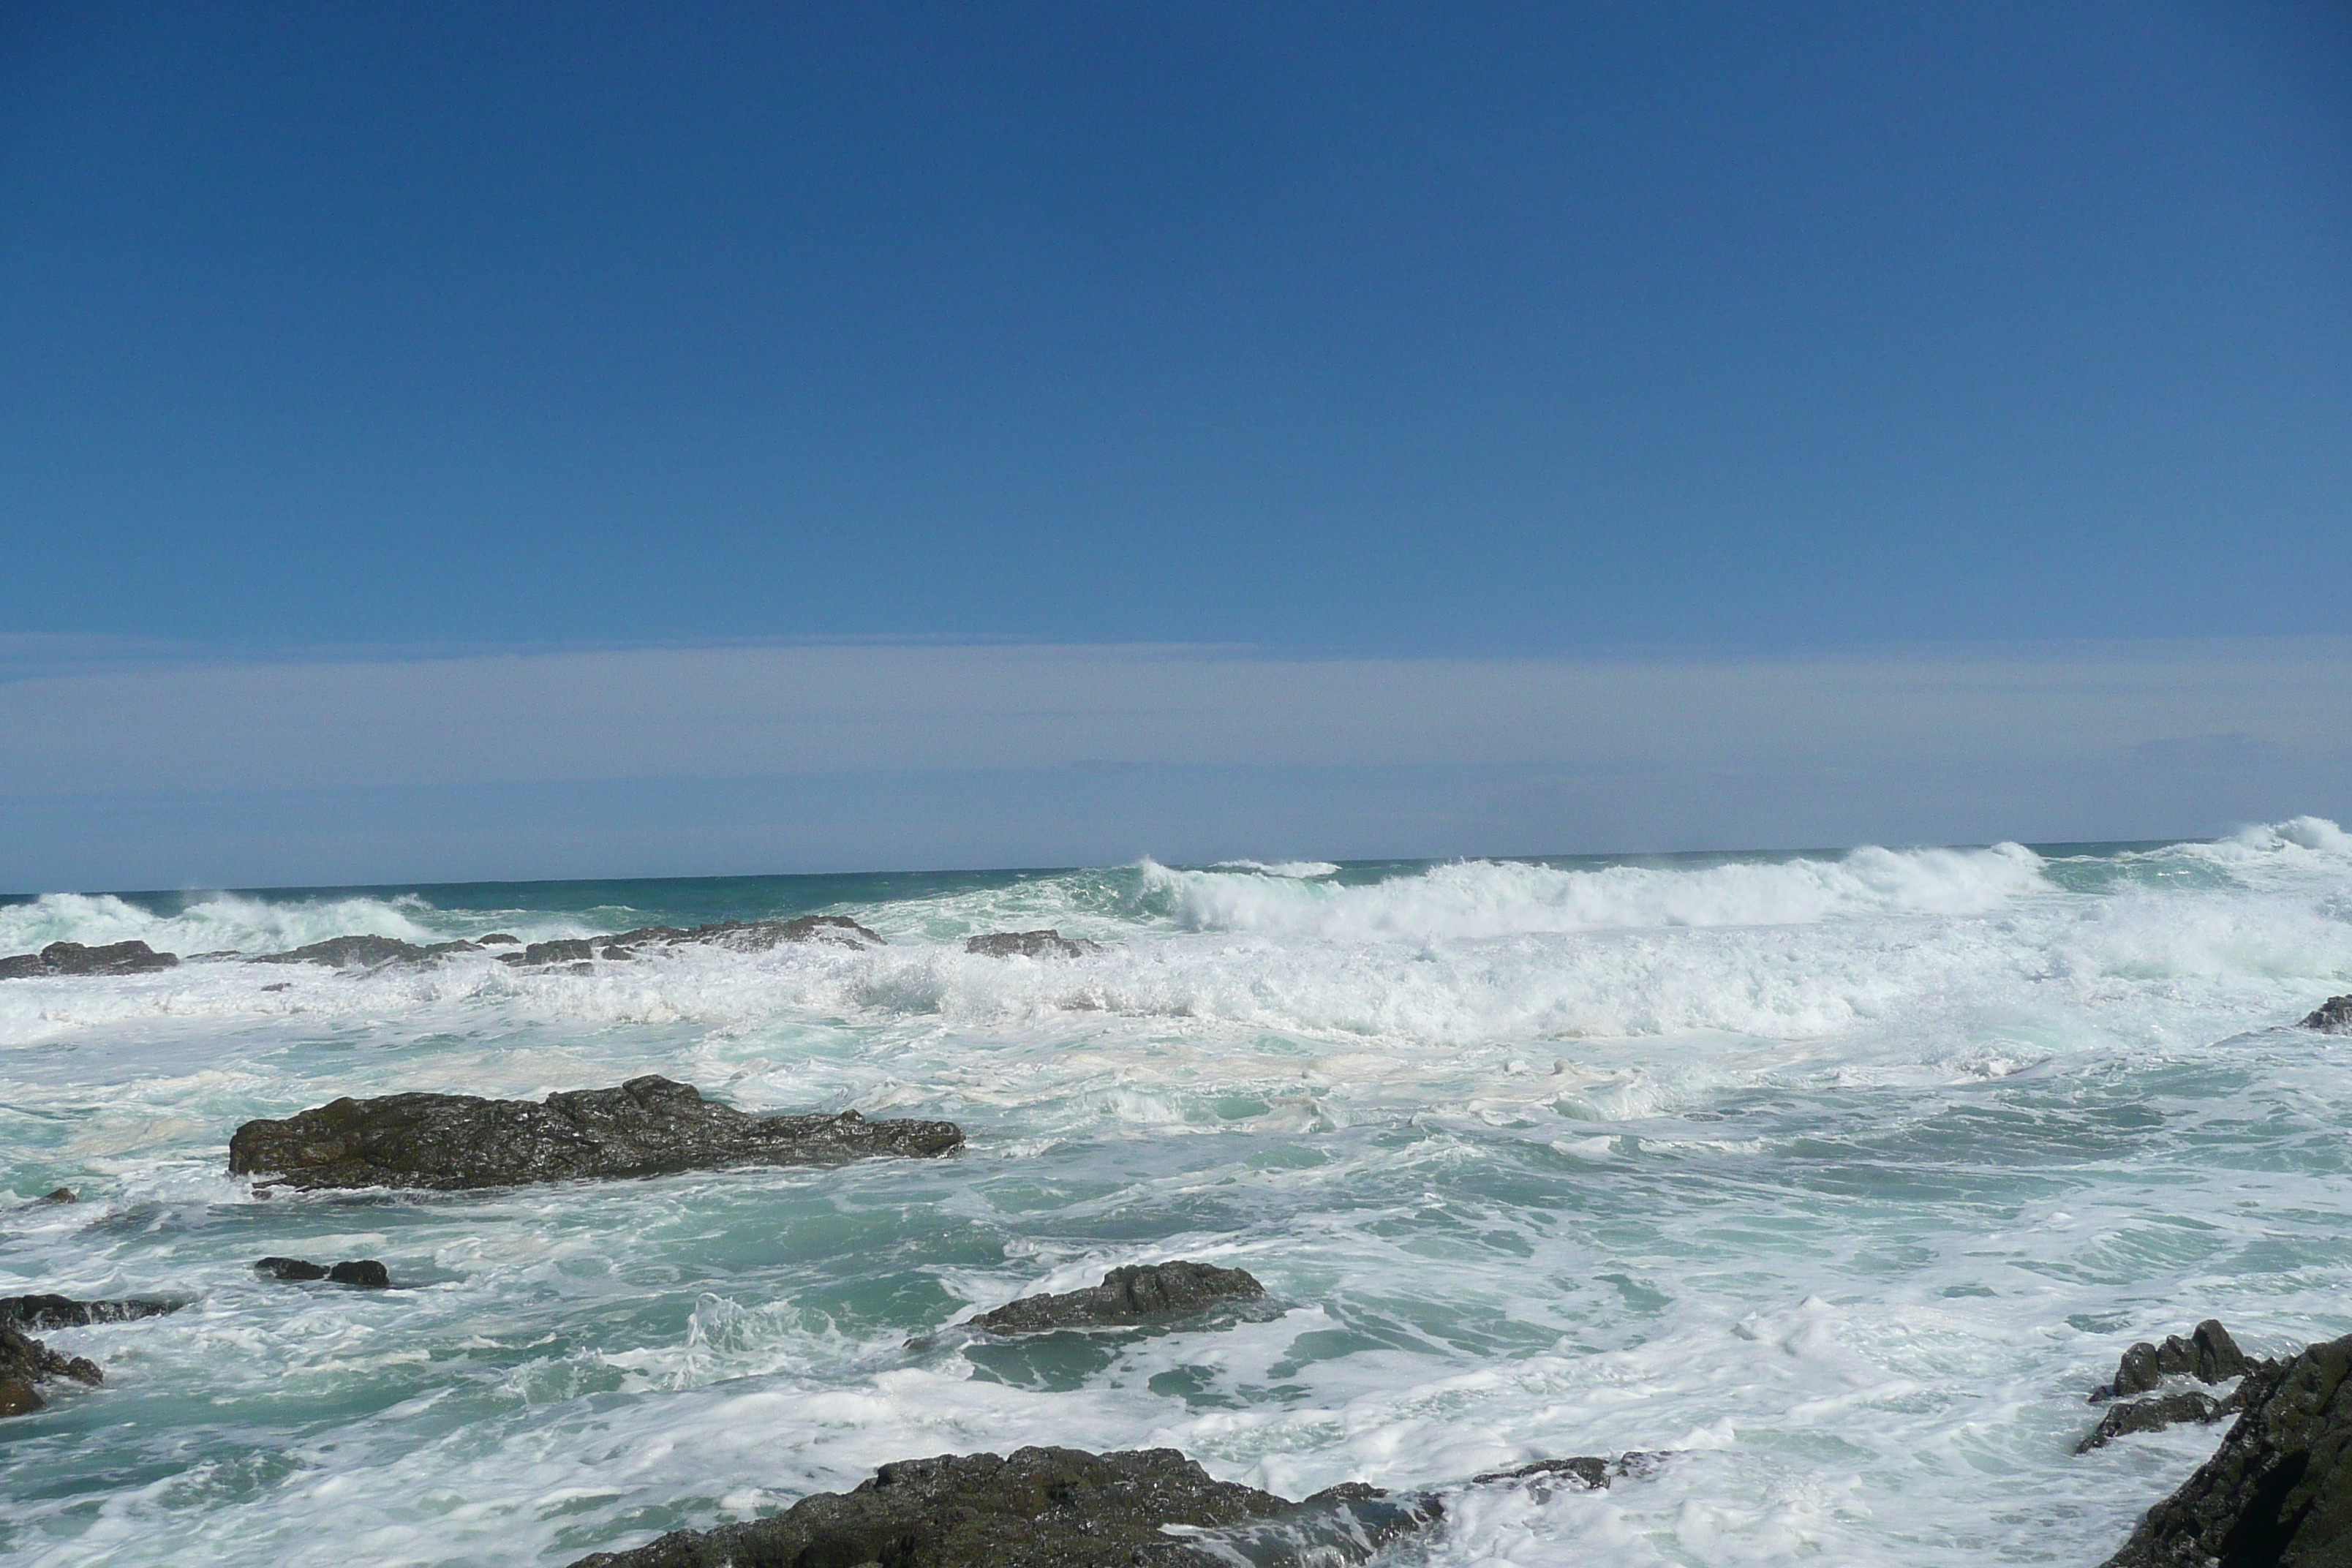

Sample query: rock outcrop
[0,940,179,979]
[0,1294,182,1329]
[251,935,481,968]
[2100,1330,2352,1566]
[596,915,886,952]
[1472,1452,1668,1491]
[228,1074,962,1192]
[967,1261,1267,1335]
[2303,995,2352,1035]
[2079,1389,2242,1454]
[255,1257,390,1288]
[565,1446,1439,1568]
[0,1321,102,1416]
[2092,1319,2258,1403]
[965,930,1102,959]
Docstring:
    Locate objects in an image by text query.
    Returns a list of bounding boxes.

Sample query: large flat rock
[968,1260,1267,1335]
[227,1074,962,1192]
[565,1445,1438,1568]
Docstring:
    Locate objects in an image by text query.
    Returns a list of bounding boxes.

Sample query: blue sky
[1,3,2348,886]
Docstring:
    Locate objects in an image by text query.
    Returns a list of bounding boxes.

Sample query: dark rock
[563,1445,1439,1568]
[600,946,635,960]
[327,1260,390,1289]
[250,935,432,968]
[478,933,519,945]
[229,1074,963,1192]
[2078,1389,2242,1453]
[2303,995,2352,1035]
[2092,1320,2257,1402]
[255,1256,330,1281]
[0,1294,182,1329]
[965,929,1103,959]
[0,940,180,980]
[186,949,243,960]
[0,1320,102,1417]
[600,914,886,952]
[1471,1451,1668,1491]
[2100,1330,2352,1566]
[261,981,291,992]
[34,1188,75,1205]
[521,939,597,966]
[968,1261,1267,1335]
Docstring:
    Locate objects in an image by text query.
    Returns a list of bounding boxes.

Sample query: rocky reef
[0,1321,102,1416]
[0,940,178,979]
[2302,995,2352,1034]
[565,1445,1442,1568]
[0,1294,182,1330]
[965,929,1102,959]
[966,1260,1267,1335]
[227,1074,962,1191]
[2077,1319,2265,1454]
[2100,1328,2352,1566]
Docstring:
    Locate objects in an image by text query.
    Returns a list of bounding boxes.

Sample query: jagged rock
[1471,1452,1668,1490]
[965,930,1102,959]
[2078,1389,2241,1453]
[968,1261,1267,1335]
[2100,1330,2352,1566]
[563,1446,1439,1568]
[2304,995,2352,1035]
[249,935,480,968]
[228,1074,962,1192]
[519,939,597,965]
[2092,1320,2256,1402]
[0,1321,102,1416]
[0,940,180,979]
[0,1294,182,1329]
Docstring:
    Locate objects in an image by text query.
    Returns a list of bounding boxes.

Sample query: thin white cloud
[1,637,2347,796]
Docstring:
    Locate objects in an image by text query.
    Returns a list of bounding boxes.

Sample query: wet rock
[2100,1330,2352,1566]
[600,946,634,960]
[2303,995,2352,1034]
[254,1256,389,1286]
[564,1445,1439,1568]
[520,939,597,965]
[0,939,180,979]
[1471,1451,1668,1490]
[261,981,291,992]
[965,930,1102,959]
[33,1188,76,1205]
[0,1321,102,1416]
[249,935,480,968]
[255,1256,330,1281]
[2092,1320,2257,1402]
[0,1294,183,1329]
[2078,1389,2241,1453]
[229,1074,963,1192]
[186,949,243,960]
[478,933,519,945]
[969,1261,1267,1335]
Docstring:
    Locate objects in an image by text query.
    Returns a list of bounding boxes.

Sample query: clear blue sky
[1,4,2348,886]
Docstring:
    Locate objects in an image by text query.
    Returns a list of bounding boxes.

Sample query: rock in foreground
[2092,1319,2257,1403]
[566,1446,1439,1568]
[228,1074,963,1192]
[0,1321,102,1417]
[2101,1330,2352,1566]
[2304,995,2352,1034]
[969,1260,1267,1335]
[0,1294,182,1329]
[0,940,179,979]
[965,930,1102,959]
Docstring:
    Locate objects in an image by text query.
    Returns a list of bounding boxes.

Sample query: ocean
[4,817,2351,1566]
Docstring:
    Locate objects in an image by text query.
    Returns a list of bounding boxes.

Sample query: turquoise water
[3,821,2351,1566]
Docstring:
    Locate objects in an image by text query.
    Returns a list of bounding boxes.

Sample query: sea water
[3,818,2350,1566]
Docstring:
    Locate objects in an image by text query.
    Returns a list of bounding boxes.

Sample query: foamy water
[4,821,2350,1566]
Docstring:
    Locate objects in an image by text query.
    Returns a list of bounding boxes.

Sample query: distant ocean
[5,818,2351,1566]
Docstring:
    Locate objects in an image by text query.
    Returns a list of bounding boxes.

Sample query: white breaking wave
[0,890,464,957]
[1207,859,1343,878]
[1142,843,2053,942]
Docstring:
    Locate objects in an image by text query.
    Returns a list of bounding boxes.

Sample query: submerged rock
[0,1321,102,1417]
[31,1188,76,1205]
[600,914,886,952]
[965,930,1102,959]
[565,1445,1439,1568]
[2303,995,2352,1034]
[228,1074,962,1192]
[0,1294,183,1329]
[255,1257,390,1288]
[968,1261,1267,1335]
[0,940,179,979]
[2100,1330,2352,1566]
[1471,1452,1669,1491]
[478,933,519,945]
[2092,1320,2257,1402]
